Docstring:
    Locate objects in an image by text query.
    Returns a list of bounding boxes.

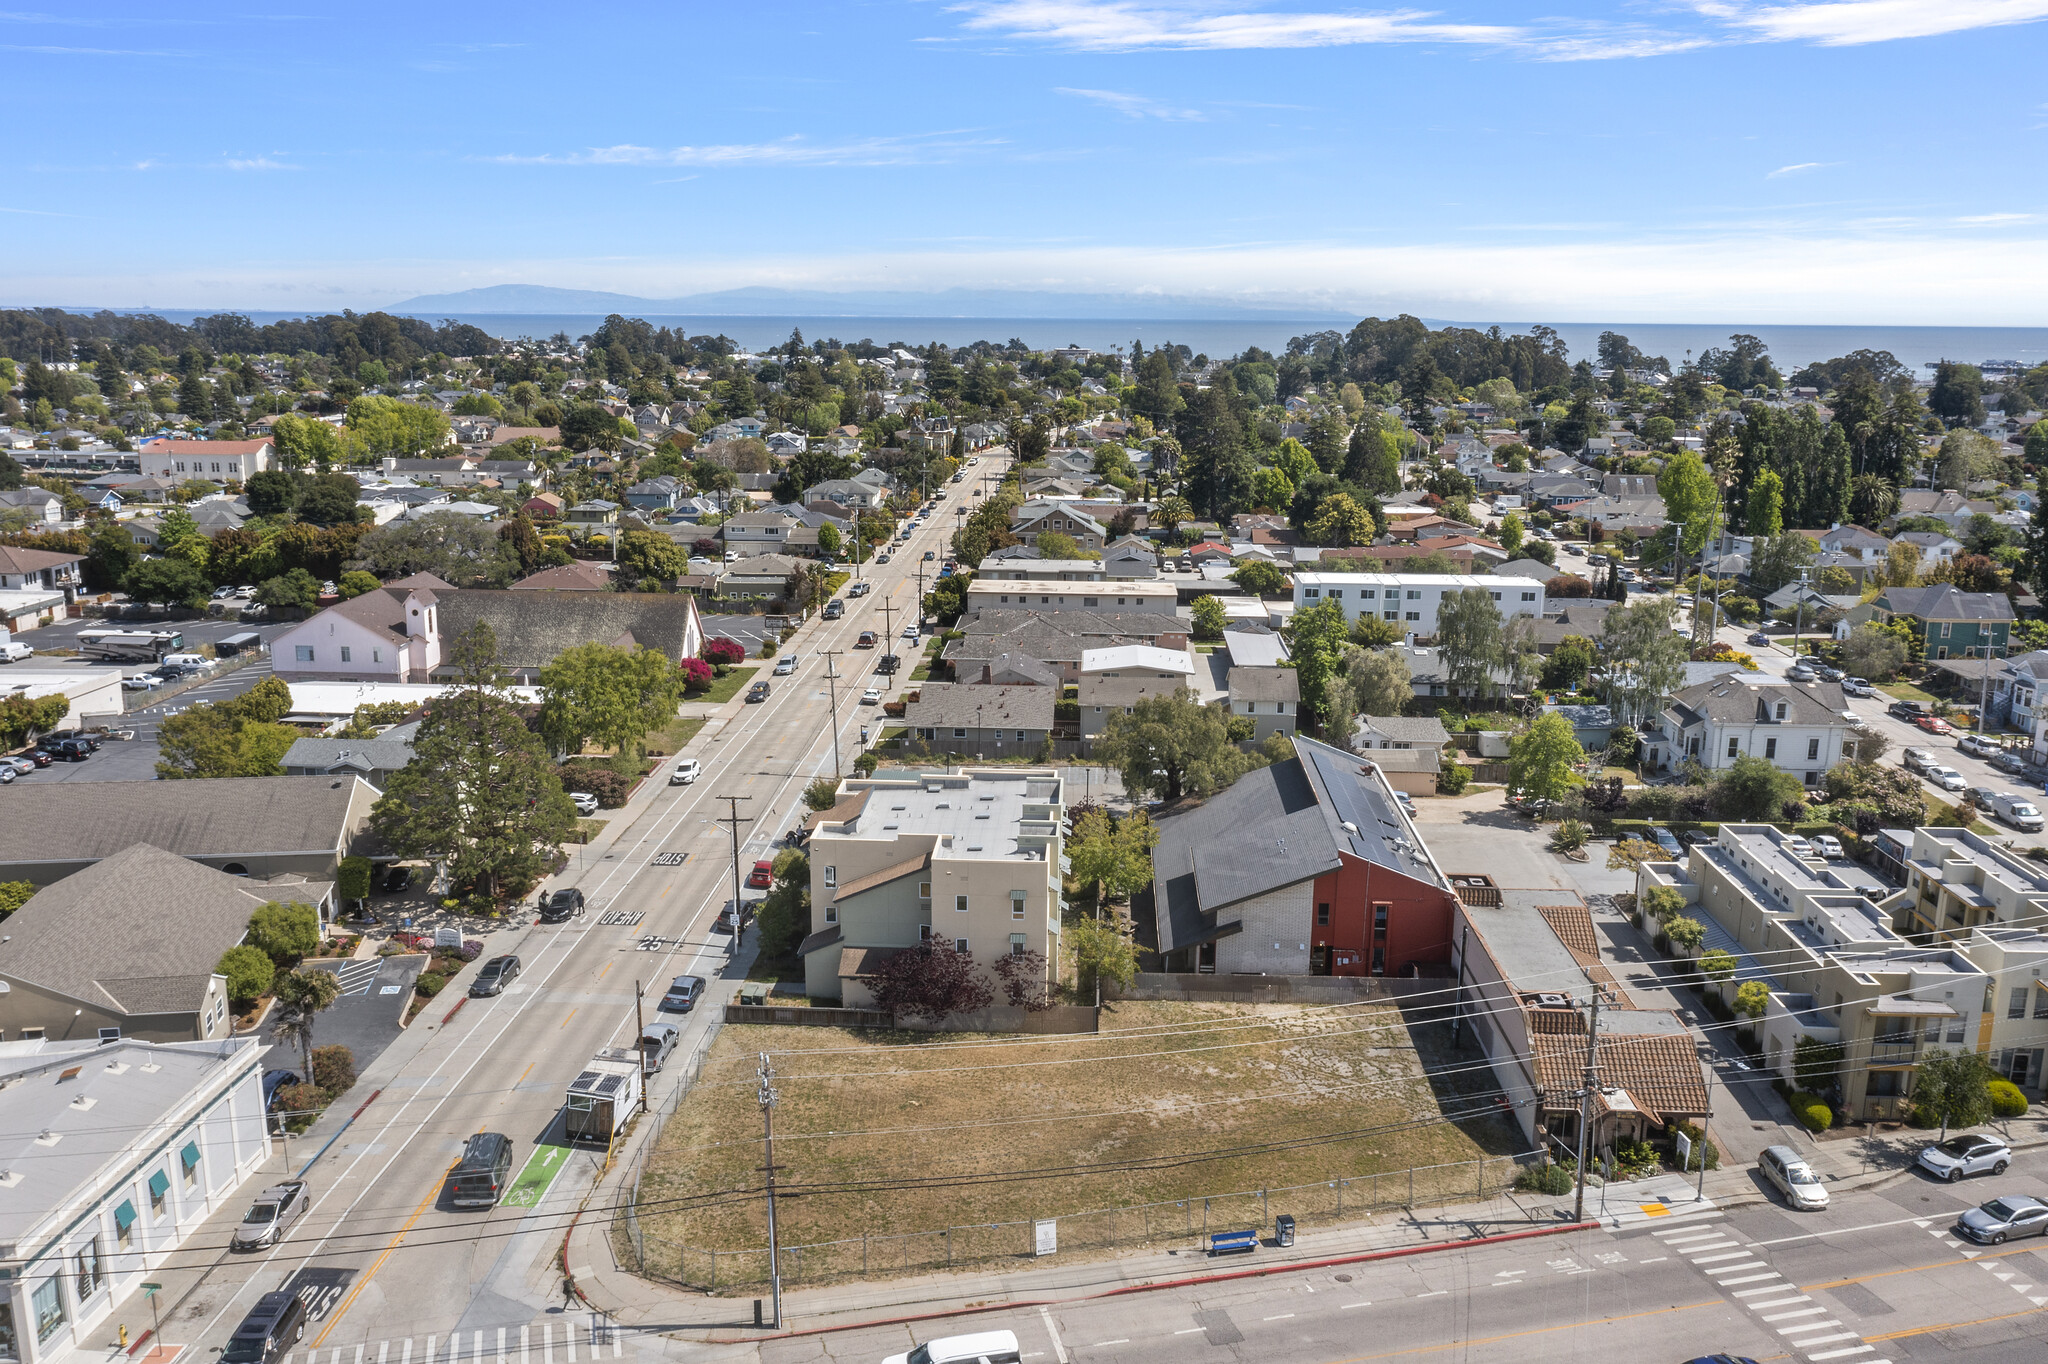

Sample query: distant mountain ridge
[387,283,1350,321]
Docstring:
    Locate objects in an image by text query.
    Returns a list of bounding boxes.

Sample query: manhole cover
[1334,1273,1353,1283]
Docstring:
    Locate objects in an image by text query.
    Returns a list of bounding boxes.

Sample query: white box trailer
[562,1047,642,1143]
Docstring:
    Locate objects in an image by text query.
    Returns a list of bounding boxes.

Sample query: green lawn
[1881,679,1939,704]
[908,637,944,682]
[643,713,708,757]
[693,665,760,705]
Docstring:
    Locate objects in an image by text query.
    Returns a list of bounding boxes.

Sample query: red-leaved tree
[869,940,994,1023]
[677,657,714,691]
[702,637,746,667]
[994,950,1052,1011]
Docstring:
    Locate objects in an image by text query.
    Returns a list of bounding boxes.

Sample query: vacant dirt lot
[629,999,1523,1282]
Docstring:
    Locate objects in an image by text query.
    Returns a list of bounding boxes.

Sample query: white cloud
[223,157,299,172]
[492,132,994,169]
[1056,87,1206,119]
[1766,161,1835,177]
[947,0,1521,50]
[1697,0,2048,44]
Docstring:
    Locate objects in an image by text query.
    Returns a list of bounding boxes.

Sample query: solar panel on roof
[597,1074,625,1095]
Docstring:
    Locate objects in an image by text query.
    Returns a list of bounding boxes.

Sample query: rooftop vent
[1340,821,1359,835]
[33,1130,60,1147]
[69,1095,94,1111]
[1536,993,1570,1008]
[0,1170,18,1189]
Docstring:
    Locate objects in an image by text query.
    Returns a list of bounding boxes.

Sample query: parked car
[1964,785,2001,809]
[1784,835,1815,858]
[1917,1133,2012,1181]
[121,675,163,691]
[221,1290,309,1364]
[746,680,772,703]
[659,974,706,1012]
[637,1021,681,1072]
[1815,666,1845,682]
[861,686,883,705]
[1957,1195,2048,1244]
[1959,733,2001,759]
[1648,827,1682,857]
[1680,828,1715,846]
[37,737,90,762]
[882,1330,1022,1364]
[538,887,585,922]
[14,750,48,768]
[856,631,878,648]
[1916,715,1954,735]
[774,655,797,675]
[1995,792,2045,832]
[380,864,413,894]
[569,791,600,816]
[1889,699,1930,721]
[670,758,702,785]
[848,581,872,597]
[469,955,520,997]
[1842,677,1874,697]
[261,1068,302,1110]
[902,623,920,640]
[230,1181,310,1251]
[746,858,774,888]
[1811,834,1844,859]
[1747,632,1771,647]
[1787,663,1816,682]
[1901,747,1936,774]
[1925,765,1967,791]
[1757,1145,1828,1211]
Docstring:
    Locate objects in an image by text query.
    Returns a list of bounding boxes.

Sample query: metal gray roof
[0,777,367,868]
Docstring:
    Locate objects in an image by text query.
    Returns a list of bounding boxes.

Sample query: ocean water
[152,310,2048,376]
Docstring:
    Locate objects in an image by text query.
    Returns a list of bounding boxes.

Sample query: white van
[0,642,32,663]
[1994,792,2045,833]
[161,653,209,670]
[883,1333,1021,1364]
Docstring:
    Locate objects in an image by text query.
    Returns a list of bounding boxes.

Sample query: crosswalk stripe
[1657,1225,1727,1241]
[1763,1308,1829,1322]
[520,1325,529,1364]
[1716,1273,1783,1285]
[1780,1320,1844,1334]
[1807,1350,1879,1362]
[1747,1296,1812,1309]
[1707,1261,1772,1275]
[567,1320,577,1364]
[1691,1250,1757,1263]
[1796,1333,1863,1347]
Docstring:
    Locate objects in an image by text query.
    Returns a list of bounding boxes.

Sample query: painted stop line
[500,1144,570,1208]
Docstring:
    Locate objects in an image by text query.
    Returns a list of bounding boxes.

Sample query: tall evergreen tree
[1814,422,1853,527]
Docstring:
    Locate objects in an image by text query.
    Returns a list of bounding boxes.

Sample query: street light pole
[716,795,753,954]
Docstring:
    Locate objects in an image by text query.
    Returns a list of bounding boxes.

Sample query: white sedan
[860,686,883,705]
[1925,765,1968,792]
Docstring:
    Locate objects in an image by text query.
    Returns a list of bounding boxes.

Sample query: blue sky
[4,0,2046,321]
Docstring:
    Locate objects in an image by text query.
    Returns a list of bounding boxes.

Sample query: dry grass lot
[633,1000,1522,1270]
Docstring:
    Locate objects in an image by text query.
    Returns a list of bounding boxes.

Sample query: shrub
[1665,916,1707,953]
[311,1044,357,1096]
[217,944,276,1008]
[1515,1161,1575,1195]
[558,761,631,808]
[1437,761,1472,796]
[703,637,746,667]
[1789,1091,1833,1133]
[1699,949,1737,983]
[1552,819,1589,852]
[803,776,841,811]
[246,901,322,967]
[415,971,447,998]
[1990,1078,2030,1119]
[1671,1121,1720,1171]
[759,637,778,659]
[274,1081,326,1121]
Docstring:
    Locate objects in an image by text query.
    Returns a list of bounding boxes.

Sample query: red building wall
[1308,853,1456,977]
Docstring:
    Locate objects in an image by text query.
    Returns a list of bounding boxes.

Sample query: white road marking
[1339,1302,1373,1310]
[1172,1328,1204,1334]
[1795,1333,1864,1347]
[1734,1285,1792,1297]
[1762,1308,1829,1322]
[1747,1296,1812,1309]
[1691,1250,1758,1264]
[1638,1257,1668,1264]
[1753,1214,1948,1247]
[1040,1307,1069,1364]
[1263,1314,1295,1321]
[1089,1340,1130,1347]
[1807,1348,1879,1361]
[1716,1273,1784,1286]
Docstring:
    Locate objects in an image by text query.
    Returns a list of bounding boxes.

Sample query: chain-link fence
[615,1019,721,1273]
[625,1151,1538,1291]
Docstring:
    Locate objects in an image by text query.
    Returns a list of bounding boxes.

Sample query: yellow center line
[560,1007,577,1029]
[309,1169,448,1347]
[1317,1297,1724,1363]
[1802,1240,2039,1291]
[1863,1303,2048,1342]
[596,962,612,981]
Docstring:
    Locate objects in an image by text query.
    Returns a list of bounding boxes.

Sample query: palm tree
[271,969,341,1084]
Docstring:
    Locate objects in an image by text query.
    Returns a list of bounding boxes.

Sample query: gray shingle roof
[281,735,418,775]
[0,777,368,868]
[1665,675,1851,728]
[903,684,1054,730]
[1228,666,1299,702]
[0,844,330,1016]
[1878,584,2015,622]
[1353,715,1451,746]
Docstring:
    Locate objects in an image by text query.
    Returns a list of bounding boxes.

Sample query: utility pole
[1695,1062,1714,1200]
[820,649,844,778]
[758,1053,784,1330]
[633,980,648,1111]
[1574,979,1601,1224]
[878,595,896,649]
[716,795,754,954]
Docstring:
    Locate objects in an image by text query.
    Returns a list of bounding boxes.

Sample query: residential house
[1637,824,1991,1122]
[1101,538,1160,578]
[280,723,420,789]
[1892,531,1965,573]
[0,545,83,593]
[720,507,805,555]
[1077,646,1198,740]
[1492,557,1554,581]
[1451,881,1710,1149]
[765,432,808,457]
[0,843,332,1043]
[563,499,621,529]
[1221,626,1289,669]
[1817,525,1892,564]
[1657,674,1860,786]
[1351,715,1451,754]
[716,553,807,602]
[1872,584,2015,660]
[959,652,1061,687]
[0,1035,272,1364]
[485,425,560,449]
[798,769,1066,1005]
[1143,735,1457,977]
[140,439,274,482]
[943,609,1192,684]
[623,475,687,511]
[1555,493,1668,536]
[1293,573,1546,636]
[902,684,1055,753]
[0,488,64,525]
[1226,664,1298,743]
[1011,500,1106,551]
[975,550,1114,583]
[1396,641,1514,701]
[804,477,890,514]
[0,776,378,885]
[522,492,565,521]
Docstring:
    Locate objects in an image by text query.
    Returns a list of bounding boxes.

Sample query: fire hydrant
[119,1325,129,1349]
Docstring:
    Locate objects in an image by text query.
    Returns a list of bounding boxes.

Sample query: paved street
[101,457,1015,1364]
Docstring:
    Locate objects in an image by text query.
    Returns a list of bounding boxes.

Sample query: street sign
[140,1283,162,1299]
[1034,1220,1057,1257]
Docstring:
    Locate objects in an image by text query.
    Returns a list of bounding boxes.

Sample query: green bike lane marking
[501,1144,570,1208]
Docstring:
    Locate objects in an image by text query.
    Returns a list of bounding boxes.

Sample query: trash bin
[1275,1215,1296,1247]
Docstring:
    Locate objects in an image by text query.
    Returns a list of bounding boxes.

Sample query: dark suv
[35,737,90,762]
[538,888,585,923]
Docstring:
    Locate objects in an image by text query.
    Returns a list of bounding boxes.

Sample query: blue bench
[1208,1229,1259,1256]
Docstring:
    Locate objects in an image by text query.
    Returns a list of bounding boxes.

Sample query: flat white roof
[1080,645,1195,674]
[1294,573,1547,590]
[968,579,1176,596]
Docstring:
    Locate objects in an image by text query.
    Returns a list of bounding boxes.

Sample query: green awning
[113,1199,136,1232]
[179,1141,199,1170]
[147,1170,169,1198]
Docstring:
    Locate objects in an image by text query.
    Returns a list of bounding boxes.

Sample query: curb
[687,1219,1599,1344]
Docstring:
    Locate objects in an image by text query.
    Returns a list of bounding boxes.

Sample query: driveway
[275,952,425,1078]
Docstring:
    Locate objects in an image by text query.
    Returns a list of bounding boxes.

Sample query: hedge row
[1788,1090,1832,1133]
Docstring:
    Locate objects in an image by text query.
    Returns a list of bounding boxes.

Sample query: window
[2035,987,2048,1020]
[1304,588,1320,598]
[824,904,837,924]
[21,1028,43,1040]
[96,1028,119,1045]
[1009,933,1027,957]
[147,1171,168,1216]
[180,1140,199,1188]
[954,938,969,954]
[1727,737,1740,758]
[1405,611,1420,621]
[918,881,932,901]
[1373,904,1390,931]
[1084,598,1097,607]
[953,728,967,739]
[1016,730,1027,742]
[74,1238,102,1301]
[955,894,969,913]
[1764,737,1777,759]
[1384,610,1399,621]
[295,646,314,662]
[1359,589,1376,600]
[2012,988,2029,1019]
[372,648,382,664]
[32,1279,62,1344]
[0,1299,15,1361]
[822,865,836,888]
[114,1198,136,1249]
[1807,737,1820,760]
[1774,702,1787,719]
[1406,590,1421,600]
[339,646,352,663]
[1947,1019,1967,1044]
[1521,592,1536,602]
[920,924,934,941]
[1489,591,1501,601]
[1011,891,1026,919]
[1316,903,1330,925]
